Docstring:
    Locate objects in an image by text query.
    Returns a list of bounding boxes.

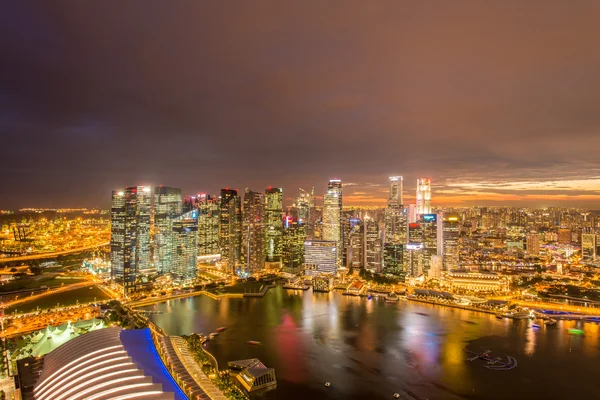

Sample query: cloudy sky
[2,1,600,208]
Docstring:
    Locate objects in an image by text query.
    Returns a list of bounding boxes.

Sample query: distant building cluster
[109,176,600,295]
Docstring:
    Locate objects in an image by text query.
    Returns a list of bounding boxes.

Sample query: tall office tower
[242,189,265,274]
[383,243,404,275]
[265,187,283,262]
[526,232,540,255]
[347,223,363,269]
[292,187,315,238]
[110,186,151,296]
[404,243,424,277]
[282,216,306,274]
[419,214,438,274]
[364,217,382,272]
[322,179,343,264]
[415,178,432,217]
[384,176,406,245]
[219,189,242,273]
[171,210,198,283]
[304,240,338,275]
[153,187,182,275]
[408,222,423,243]
[581,231,596,261]
[442,213,460,270]
[197,194,220,256]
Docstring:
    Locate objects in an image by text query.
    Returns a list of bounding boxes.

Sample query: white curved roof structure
[34,327,186,400]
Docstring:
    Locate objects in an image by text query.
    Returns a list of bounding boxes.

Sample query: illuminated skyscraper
[416,178,432,216]
[385,176,407,244]
[153,186,182,275]
[347,222,363,269]
[265,187,283,262]
[243,189,265,274]
[441,213,460,270]
[197,194,220,256]
[404,243,423,277]
[383,243,404,275]
[292,187,315,238]
[171,210,198,283]
[420,214,438,274]
[282,216,306,274]
[388,176,403,206]
[219,189,242,273]
[364,216,382,272]
[110,186,151,296]
[322,179,343,264]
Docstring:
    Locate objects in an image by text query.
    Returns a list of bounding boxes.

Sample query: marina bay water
[144,287,600,399]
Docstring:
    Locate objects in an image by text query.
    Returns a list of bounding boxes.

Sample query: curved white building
[34,327,186,400]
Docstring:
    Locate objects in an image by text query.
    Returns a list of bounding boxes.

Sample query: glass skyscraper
[416,178,432,217]
[171,210,198,283]
[110,185,151,296]
[322,179,343,264]
[154,186,182,275]
[197,194,220,256]
[264,187,283,262]
[243,188,265,274]
[219,189,242,273]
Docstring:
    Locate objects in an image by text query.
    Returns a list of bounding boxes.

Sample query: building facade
[415,178,432,216]
[219,189,242,273]
[110,186,151,296]
[322,179,343,264]
[304,240,337,275]
[243,189,265,274]
[154,187,182,275]
[264,187,283,262]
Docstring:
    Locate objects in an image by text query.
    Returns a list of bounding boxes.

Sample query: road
[0,278,100,310]
[0,242,109,264]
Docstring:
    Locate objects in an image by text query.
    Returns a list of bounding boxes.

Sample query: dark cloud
[2,1,600,208]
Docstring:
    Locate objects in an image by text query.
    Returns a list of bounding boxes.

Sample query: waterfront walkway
[158,335,227,400]
[129,290,243,308]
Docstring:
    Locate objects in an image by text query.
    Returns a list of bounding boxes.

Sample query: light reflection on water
[146,286,600,399]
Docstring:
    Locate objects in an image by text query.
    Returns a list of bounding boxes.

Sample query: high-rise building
[416,178,432,216]
[282,216,306,274]
[420,214,438,274]
[404,243,423,277]
[219,189,242,273]
[265,187,283,262]
[581,232,596,261]
[526,232,540,255]
[197,194,220,256]
[304,240,337,275]
[292,187,315,238]
[347,222,363,269]
[171,210,198,283]
[243,189,265,274]
[153,187,182,275]
[383,243,404,276]
[111,186,151,296]
[322,179,343,264]
[364,217,382,272]
[385,176,407,245]
[442,213,460,270]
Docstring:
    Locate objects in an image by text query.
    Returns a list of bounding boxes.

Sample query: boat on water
[247,340,263,346]
[385,293,400,303]
[504,310,534,320]
[495,315,503,320]
[466,349,517,371]
[209,332,219,339]
[531,323,541,329]
[216,327,227,332]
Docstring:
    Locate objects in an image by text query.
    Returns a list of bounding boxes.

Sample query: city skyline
[3,2,600,208]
